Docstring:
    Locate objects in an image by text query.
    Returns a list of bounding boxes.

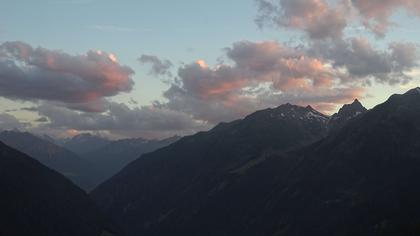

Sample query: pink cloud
[0,41,134,111]
[163,41,365,122]
[257,0,420,38]
[256,0,349,39]
[352,0,420,36]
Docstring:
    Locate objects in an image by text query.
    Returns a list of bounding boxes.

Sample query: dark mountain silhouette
[273,87,420,235]
[0,130,94,190]
[92,88,420,236]
[91,103,332,235]
[0,141,122,236]
[85,136,181,186]
[328,98,367,132]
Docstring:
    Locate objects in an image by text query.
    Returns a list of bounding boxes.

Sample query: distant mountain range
[61,133,111,156]
[92,88,420,236]
[0,130,180,190]
[0,141,122,236]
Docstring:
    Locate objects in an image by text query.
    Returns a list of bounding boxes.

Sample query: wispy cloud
[87,25,150,33]
[48,0,95,5]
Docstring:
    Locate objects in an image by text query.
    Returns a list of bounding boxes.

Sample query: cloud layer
[310,38,418,85]
[160,41,364,123]
[33,102,209,139]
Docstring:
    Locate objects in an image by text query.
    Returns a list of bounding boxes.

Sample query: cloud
[351,0,420,37]
[0,41,134,112]
[310,38,418,85]
[88,25,137,33]
[48,0,95,4]
[34,101,209,139]
[159,41,364,123]
[255,0,350,39]
[256,0,420,38]
[139,55,173,77]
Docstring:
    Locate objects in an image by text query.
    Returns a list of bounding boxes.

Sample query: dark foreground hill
[0,141,122,236]
[92,88,420,236]
[0,131,94,189]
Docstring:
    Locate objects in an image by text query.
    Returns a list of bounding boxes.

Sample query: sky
[0,0,420,139]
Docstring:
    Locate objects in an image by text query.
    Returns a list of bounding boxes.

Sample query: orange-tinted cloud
[163,41,365,123]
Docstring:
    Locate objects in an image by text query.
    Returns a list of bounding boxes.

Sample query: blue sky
[1,0,420,138]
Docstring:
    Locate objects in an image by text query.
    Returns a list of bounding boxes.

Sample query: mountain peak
[405,87,420,95]
[352,98,361,105]
[275,103,316,111]
[328,99,367,132]
[338,99,366,114]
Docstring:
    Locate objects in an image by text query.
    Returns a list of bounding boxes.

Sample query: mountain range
[0,130,180,190]
[60,133,112,156]
[92,88,420,236]
[2,88,419,235]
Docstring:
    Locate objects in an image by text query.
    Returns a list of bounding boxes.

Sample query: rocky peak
[337,99,367,117]
[258,103,329,123]
[328,99,367,132]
